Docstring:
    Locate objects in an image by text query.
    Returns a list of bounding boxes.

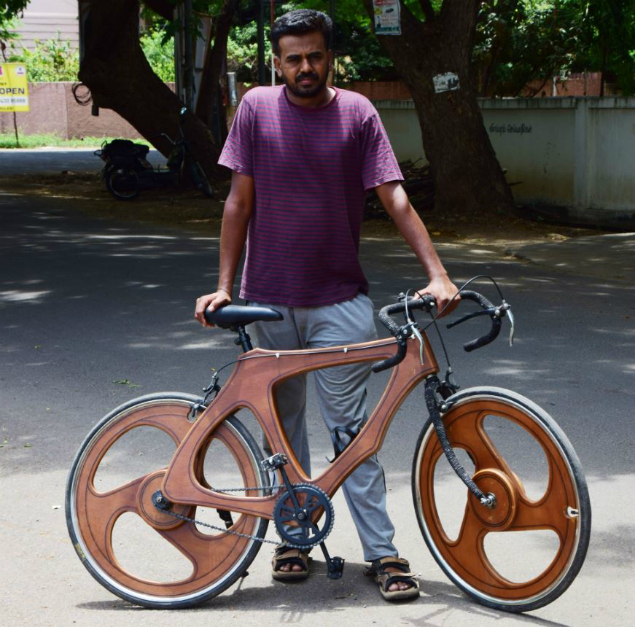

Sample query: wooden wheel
[413,387,590,612]
[66,393,268,608]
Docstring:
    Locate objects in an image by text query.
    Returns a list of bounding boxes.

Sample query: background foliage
[1,0,634,94]
[3,29,175,83]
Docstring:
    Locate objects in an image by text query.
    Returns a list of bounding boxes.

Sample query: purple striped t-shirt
[218,86,403,307]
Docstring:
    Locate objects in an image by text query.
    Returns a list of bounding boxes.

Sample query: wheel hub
[137,470,192,530]
[469,468,518,531]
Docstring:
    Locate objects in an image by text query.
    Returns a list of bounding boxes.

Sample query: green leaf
[112,379,141,388]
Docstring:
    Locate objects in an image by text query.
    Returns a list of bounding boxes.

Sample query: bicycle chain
[162,508,282,546]
[161,484,284,547]
[159,483,332,549]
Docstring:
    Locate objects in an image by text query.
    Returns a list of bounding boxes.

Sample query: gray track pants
[251,293,398,561]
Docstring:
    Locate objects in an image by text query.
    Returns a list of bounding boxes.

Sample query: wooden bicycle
[66,288,591,612]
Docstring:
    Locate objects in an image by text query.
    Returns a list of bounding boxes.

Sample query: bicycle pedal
[326,556,345,579]
[261,453,288,471]
[319,542,345,580]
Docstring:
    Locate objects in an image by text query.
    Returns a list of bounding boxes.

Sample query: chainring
[273,483,334,549]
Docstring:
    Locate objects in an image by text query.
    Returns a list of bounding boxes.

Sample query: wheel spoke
[156,515,256,577]
[83,477,145,556]
[511,458,571,538]
[448,408,507,472]
[447,505,502,587]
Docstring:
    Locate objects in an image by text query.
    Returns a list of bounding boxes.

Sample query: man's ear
[273,54,282,77]
[328,49,334,71]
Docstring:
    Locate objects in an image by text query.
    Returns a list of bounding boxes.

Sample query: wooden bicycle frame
[162,334,439,519]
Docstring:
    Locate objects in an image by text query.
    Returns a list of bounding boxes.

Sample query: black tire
[412,386,591,613]
[105,167,140,200]
[66,392,269,609]
[190,162,215,198]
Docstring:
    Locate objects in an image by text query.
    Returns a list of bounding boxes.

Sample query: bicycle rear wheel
[190,162,215,198]
[412,387,590,613]
[105,167,140,200]
[66,393,268,608]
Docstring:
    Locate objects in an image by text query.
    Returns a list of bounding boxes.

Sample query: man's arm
[375,181,459,316]
[194,171,255,327]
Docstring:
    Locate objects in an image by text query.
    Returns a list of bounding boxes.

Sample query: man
[195,9,459,602]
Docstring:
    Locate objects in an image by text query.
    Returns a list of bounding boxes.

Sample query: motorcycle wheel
[106,167,140,201]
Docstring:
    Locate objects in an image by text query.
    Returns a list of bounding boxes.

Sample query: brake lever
[504,303,515,346]
[411,324,425,365]
[401,295,427,366]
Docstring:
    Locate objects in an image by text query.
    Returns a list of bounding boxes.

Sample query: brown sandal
[272,546,310,581]
[364,556,420,601]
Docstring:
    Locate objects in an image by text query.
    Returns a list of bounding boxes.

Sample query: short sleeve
[360,111,403,191]
[218,99,254,176]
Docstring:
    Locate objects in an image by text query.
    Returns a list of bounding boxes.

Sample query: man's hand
[194,289,231,327]
[418,275,460,318]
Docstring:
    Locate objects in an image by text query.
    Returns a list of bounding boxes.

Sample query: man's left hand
[418,275,460,318]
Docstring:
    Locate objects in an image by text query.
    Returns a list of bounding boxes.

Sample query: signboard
[373,0,401,36]
[433,72,460,94]
[0,63,29,112]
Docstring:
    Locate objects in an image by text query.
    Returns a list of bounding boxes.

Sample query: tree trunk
[78,0,220,177]
[362,0,515,217]
[196,0,239,143]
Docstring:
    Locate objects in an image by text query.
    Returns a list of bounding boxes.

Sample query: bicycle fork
[424,375,496,509]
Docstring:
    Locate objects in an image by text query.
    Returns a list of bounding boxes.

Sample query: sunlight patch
[0,290,51,303]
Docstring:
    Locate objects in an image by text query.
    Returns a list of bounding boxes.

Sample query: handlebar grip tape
[459,290,503,352]
[372,297,434,373]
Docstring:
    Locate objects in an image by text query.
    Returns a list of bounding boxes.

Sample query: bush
[9,37,79,82]
[140,29,175,82]
[6,30,174,83]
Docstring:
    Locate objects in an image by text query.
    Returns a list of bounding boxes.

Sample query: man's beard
[281,71,329,99]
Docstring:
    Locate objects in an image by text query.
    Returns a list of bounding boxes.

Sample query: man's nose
[299,56,312,73]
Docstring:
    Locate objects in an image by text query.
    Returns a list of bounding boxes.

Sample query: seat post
[234,325,253,352]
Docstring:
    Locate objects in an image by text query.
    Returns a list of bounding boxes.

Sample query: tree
[360,0,516,216]
[0,0,27,44]
[473,0,635,97]
[77,0,233,176]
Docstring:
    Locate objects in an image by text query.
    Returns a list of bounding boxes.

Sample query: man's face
[274,30,332,100]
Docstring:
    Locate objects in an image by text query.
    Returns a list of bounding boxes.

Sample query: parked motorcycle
[95,108,214,201]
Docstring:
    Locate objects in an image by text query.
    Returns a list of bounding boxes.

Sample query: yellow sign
[0,63,29,112]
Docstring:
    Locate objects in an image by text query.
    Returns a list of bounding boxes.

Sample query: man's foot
[271,546,310,581]
[364,556,420,601]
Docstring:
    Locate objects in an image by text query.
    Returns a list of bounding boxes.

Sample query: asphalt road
[1,191,633,626]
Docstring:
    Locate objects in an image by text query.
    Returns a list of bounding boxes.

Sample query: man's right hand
[194,289,231,327]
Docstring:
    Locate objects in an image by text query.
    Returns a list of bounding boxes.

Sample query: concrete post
[573,98,593,212]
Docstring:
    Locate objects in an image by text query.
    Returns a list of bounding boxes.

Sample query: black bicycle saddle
[204,304,283,329]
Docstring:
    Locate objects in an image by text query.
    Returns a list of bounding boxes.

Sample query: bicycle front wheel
[66,393,268,608]
[412,387,590,613]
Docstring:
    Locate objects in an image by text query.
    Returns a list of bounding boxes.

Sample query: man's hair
[271,9,333,56]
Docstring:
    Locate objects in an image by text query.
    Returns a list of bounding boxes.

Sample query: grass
[0,133,151,149]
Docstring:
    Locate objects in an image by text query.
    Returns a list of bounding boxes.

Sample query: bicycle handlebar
[372,296,435,373]
[372,290,508,373]
[453,290,503,352]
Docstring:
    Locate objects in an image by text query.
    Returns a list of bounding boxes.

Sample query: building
[9,0,78,52]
